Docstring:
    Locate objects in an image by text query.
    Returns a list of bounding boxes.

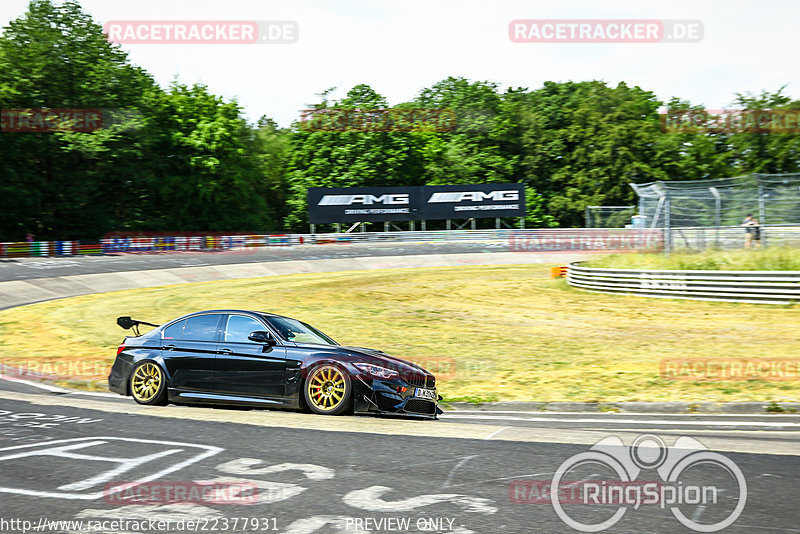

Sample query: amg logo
[318,194,410,206]
[427,190,519,203]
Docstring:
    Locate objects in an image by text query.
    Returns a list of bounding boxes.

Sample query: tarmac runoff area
[2,378,799,534]
[2,378,800,457]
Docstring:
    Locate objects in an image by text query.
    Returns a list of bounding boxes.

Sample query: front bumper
[353,375,442,419]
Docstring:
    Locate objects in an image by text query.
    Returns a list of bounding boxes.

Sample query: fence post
[757,175,767,248]
[664,194,672,256]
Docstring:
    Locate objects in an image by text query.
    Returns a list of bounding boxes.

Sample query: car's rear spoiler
[117,316,160,336]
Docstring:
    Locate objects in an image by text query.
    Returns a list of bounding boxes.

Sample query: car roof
[178,309,294,321]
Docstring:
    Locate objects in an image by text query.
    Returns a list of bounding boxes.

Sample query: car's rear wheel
[304,364,352,415]
[130,361,167,405]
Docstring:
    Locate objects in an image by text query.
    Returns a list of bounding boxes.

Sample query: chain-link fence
[584,205,637,228]
[631,174,800,229]
[630,173,800,252]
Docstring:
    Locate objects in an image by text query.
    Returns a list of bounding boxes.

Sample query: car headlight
[353,363,398,379]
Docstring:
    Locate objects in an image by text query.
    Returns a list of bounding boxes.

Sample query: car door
[214,314,287,398]
[160,313,222,391]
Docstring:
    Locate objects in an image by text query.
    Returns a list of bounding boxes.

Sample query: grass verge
[584,247,800,271]
[0,264,798,402]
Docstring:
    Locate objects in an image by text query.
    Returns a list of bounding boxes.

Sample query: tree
[0,0,156,239]
[283,84,428,228]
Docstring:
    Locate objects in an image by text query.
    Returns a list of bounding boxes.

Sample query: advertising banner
[307,183,525,224]
[307,186,422,224]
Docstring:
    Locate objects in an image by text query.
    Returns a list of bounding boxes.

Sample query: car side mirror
[248,331,276,346]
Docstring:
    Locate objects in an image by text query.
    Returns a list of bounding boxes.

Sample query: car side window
[182,314,222,342]
[224,315,266,343]
[162,319,186,340]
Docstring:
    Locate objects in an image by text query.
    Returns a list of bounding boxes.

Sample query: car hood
[290,342,433,375]
[340,346,431,374]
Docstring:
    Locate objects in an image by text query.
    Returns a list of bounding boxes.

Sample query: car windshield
[263,316,337,345]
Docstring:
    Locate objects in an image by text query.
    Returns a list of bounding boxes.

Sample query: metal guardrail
[667,225,800,252]
[3,226,798,258]
[567,262,800,305]
[0,229,662,258]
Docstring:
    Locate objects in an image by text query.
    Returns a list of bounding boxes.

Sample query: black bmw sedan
[108,310,441,418]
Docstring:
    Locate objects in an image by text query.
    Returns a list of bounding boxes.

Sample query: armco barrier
[567,262,800,305]
[0,229,662,258]
[4,227,799,258]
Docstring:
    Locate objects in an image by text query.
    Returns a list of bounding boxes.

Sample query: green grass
[1,264,799,402]
[584,247,800,271]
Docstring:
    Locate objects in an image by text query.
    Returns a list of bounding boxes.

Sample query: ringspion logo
[511,434,747,532]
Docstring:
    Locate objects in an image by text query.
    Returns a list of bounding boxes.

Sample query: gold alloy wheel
[307,366,347,412]
[131,362,163,403]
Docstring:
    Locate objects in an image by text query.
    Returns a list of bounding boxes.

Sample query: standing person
[25,232,34,243]
[742,214,761,249]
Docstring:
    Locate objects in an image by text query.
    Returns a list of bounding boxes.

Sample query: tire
[129,361,168,406]
[304,364,352,415]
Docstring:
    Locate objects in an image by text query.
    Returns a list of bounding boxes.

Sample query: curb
[443,401,800,414]
[6,377,799,415]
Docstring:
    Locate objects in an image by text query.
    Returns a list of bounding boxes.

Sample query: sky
[1,0,799,127]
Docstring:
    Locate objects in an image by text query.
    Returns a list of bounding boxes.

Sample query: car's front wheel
[129,361,168,405]
[304,364,352,415]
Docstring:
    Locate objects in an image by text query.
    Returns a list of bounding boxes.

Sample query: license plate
[415,387,436,400]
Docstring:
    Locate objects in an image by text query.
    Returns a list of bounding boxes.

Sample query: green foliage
[0,1,798,239]
[766,401,786,413]
[0,1,281,238]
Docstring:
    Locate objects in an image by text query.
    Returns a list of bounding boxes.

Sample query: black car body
[108,310,441,418]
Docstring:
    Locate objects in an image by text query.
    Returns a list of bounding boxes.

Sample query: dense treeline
[1,1,799,240]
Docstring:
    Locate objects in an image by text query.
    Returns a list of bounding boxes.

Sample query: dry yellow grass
[1,264,799,402]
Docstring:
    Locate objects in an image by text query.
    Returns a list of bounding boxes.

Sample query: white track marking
[444,471,557,489]
[442,455,478,489]
[216,459,335,480]
[441,414,800,428]
[0,374,120,398]
[0,437,222,500]
[58,448,184,491]
[343,485,497,514]
[65,390,122,398]
[0,374,70,392]
[447,410,800,417]
[202,476,305,504]
[483,427,510,440]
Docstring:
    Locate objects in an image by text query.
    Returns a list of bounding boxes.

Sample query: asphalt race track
[1,246,799,533]
[0,242,516,282]
[0,378,798,534]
